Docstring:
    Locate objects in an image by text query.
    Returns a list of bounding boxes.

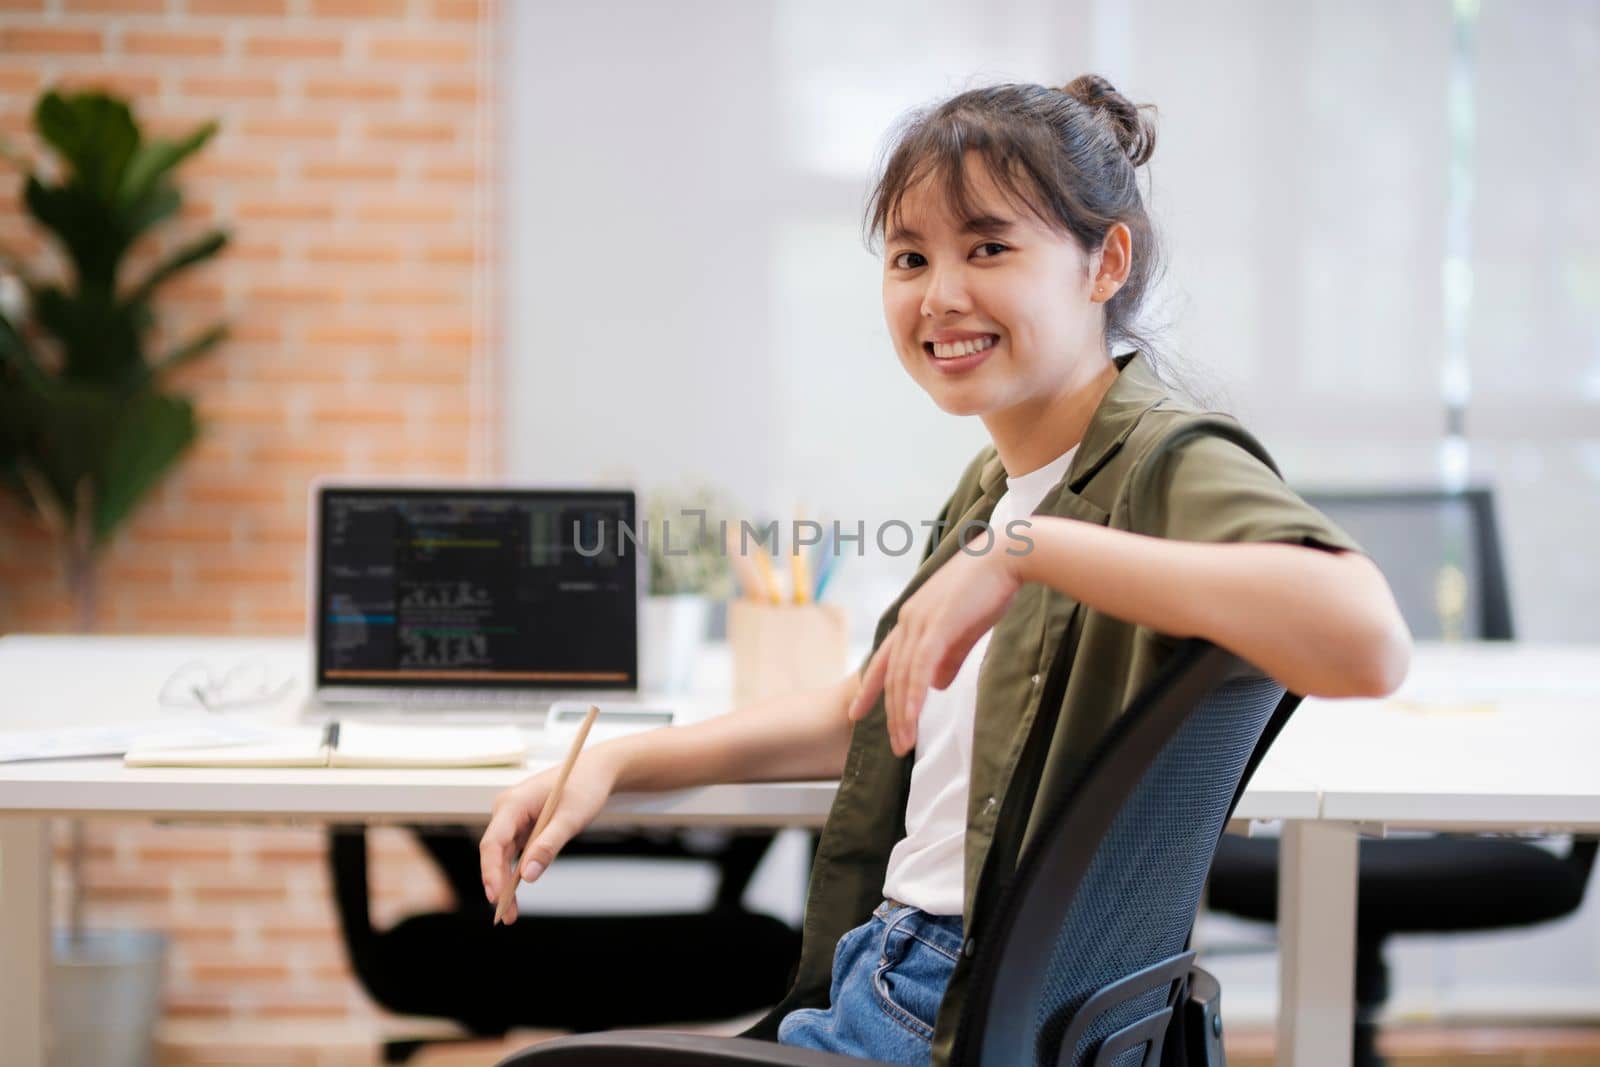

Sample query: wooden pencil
[723,523,768,601]
[493,704,600,925]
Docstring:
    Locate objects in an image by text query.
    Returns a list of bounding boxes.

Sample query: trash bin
[51,929,167,1067]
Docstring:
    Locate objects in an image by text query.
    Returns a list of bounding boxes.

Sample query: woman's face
[881,157,1106,417]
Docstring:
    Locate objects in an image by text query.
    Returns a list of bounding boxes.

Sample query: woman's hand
[479,750,621,922]
[845,540,1024,757]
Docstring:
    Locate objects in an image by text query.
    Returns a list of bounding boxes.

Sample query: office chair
[329,825,801,1064]
[491,639,1299,1066]
[1206,487,1598,1067]
[1289,489,1514,642]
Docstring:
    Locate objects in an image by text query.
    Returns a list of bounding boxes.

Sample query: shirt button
[963,938,977,958]
[1031,673,1041,686]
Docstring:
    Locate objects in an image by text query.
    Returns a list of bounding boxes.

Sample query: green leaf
[93,390,196,545]
[24,175,126,290]
[31,284,146,384]
[118,121,216,212]
[127,230,228,306]
[0,356,30,505]
[0,310,48,393]
[0,380,193,544]
[120,181,181,246]
[34,91,139,202]
[10,379,122,519]
[0,442,22,510]
[0,319,63,522]
[151,322,227,381]
[0,317,45,511]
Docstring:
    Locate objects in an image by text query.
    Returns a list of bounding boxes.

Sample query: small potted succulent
[641,486,733,693]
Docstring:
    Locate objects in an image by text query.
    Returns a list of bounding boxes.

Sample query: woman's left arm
[1012,517,1412,699]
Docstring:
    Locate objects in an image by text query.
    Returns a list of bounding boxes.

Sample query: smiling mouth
[924,335,999,359]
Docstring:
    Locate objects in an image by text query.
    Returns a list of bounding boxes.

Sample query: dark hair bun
[1060,74,1156,168]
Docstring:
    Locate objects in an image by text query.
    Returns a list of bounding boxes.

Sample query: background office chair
[1206,487,1598,1067]
[1293,489,1514,642]
[330,825,801,1064]
[490,639,1299,1066]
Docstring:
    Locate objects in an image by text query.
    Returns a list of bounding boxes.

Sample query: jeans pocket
[870,918,952,1041]
[828,917,877,995]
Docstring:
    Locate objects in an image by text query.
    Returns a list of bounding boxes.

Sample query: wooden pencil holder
[728,600,850,708]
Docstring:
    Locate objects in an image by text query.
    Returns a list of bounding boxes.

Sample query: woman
[481,75,1411,1065]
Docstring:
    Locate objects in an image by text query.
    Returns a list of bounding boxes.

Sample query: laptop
[303,480,660,722]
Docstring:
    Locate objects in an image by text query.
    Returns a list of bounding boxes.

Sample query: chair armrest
[1173,965,1225,1067]
[495,1031,889,1066]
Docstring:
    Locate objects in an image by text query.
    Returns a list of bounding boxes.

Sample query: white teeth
[931,336,997,359]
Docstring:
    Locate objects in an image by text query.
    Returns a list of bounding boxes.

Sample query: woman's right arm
[479,668,862,918]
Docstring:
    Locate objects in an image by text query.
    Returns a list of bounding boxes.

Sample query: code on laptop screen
[316,488,637,688]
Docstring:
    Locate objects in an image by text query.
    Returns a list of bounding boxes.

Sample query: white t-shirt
[880,443,1078,915]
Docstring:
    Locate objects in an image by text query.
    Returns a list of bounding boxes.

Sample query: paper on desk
[0,717,281,763]
[538,701,676,758]
[125,722,529,768]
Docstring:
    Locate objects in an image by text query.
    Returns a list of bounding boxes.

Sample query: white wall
[502,0,1600,643]
[500,1,781,504]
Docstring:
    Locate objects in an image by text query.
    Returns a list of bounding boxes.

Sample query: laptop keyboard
[308,689,564,717]
[383,689,559,707]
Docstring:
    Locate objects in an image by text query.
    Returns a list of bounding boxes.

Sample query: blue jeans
[777,900,964,1065]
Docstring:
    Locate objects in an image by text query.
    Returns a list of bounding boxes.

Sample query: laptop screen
[315,487,637,690]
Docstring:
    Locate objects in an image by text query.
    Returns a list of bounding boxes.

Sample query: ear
[1089,222,1134,304]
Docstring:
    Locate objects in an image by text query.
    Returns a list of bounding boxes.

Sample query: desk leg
[0,816,49,1067]
[1277,820,1357,1067]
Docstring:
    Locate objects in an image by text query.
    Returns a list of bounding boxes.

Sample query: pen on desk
[813,530,840,603]
[494,704,599,926]
[723,524,769,602]
[748,542,784,604]
[811,525,834,602]
[790,512,813,605]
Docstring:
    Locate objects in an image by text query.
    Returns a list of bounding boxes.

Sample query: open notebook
[123,721,528,769]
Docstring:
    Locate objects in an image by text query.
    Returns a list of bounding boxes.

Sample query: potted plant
[0,88,229,1067]
[0,89,228,630]
[641,487,733,693]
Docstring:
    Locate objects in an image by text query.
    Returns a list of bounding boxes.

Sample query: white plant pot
[51,929,167,1067]
[640,594,712,694]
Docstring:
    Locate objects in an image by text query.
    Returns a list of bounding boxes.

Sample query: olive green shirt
[745,353,1361,1064]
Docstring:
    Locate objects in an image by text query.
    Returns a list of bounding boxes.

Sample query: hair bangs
[869,109,1077,252]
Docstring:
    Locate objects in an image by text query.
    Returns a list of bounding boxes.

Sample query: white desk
[0,635,823,1067]
[1271,643,1600,1067]
[13,637,1594,1067]
[0,634,1320,1067]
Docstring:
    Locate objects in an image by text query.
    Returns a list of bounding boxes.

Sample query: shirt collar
[977,351,1169,499]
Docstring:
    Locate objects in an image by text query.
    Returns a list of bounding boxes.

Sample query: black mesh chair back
[1299,488,1512,640]
[956,641,1289,1067]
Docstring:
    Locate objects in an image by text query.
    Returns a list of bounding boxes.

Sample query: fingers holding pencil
[483,704,606,925]
[491,703,597,925]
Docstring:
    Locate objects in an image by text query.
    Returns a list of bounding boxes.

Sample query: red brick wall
[0,0,496,632]
[1,0,498,1032]
[60,822,458,1022]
